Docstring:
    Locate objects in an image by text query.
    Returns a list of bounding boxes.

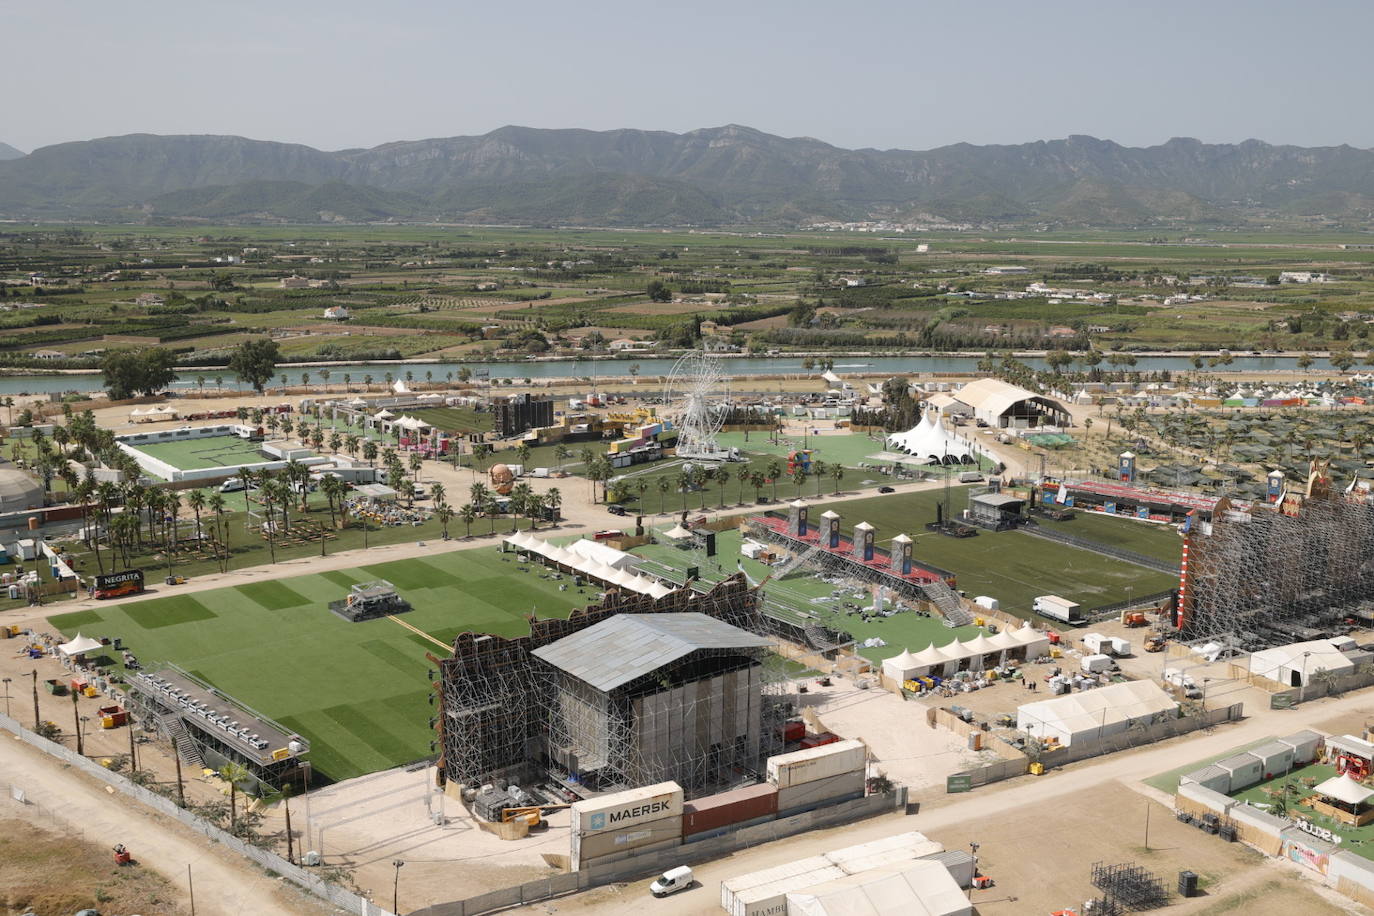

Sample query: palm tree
[186,489,206,544]
[658,476,671,514]
[343,372,352,392]
[436,502,454,539]
[460,503,478,538]
[362,439,379,467]
[409,452,423,480]
[545,487,561,522]
[812,461,827,498]
[399,479,416,507]
[831,463,844,495]
[716,466,731,508]
[344,434,360,458]
[328,432,342,454]
[430,481,446,506]
[208,491,228,572]
[554,444,570,470]
[766,459,782,501]
[218,762,251,831]
[750,471,766,502]
[510,482,532,532]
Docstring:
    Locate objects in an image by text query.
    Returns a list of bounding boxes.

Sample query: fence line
[0,710,394,916]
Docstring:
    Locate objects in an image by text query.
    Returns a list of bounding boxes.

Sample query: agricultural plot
[50,548,585,782]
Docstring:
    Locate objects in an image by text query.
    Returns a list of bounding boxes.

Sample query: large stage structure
[432,575,792,798]
[1177,464,1374,648]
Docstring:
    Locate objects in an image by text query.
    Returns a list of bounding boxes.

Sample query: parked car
[607,505,628,516]
[650,865,694,897]
[878,486,895,494]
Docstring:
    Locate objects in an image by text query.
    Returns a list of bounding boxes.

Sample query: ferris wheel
[664,350,730,460]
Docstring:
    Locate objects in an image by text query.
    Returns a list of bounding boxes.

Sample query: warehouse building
[948,378,1071,429]
[534,612,773,793]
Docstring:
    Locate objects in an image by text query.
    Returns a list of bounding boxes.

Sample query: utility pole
[1144,800,1151,851]
[32,670,40,729]
[72,692,83,755]
[188,863,196,916]
[128,711,138,771]
[284,792,295,864]
[174,747,185,807]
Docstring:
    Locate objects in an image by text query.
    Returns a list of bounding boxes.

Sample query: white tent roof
[911,644,951,667]
[986,630,1022,652]
[1314,774,1374,806]
[961,633,1000,655]
[954,377,1067,419]
[393,415,431,430]
[784,859,971,916]
[881,649,922,680]
[662,524,693,540]
[567,538,638,570]
[372,409,396,421]
[1019,680,1177,740]
[647,582,675,599]
[1011,623,1049,645]
[392,379,410,393]
[59,633,103,656]
[821,370,843,385]
[886,412,979,463]
[1250,639,1355,682]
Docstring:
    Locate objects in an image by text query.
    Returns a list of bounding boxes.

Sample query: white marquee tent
[504,533,666,597]
[1017,679,1178,747]
[59,633,104,657]
[1248,638,1355,687]
[886,413,981,465]
[881,623,1050,681]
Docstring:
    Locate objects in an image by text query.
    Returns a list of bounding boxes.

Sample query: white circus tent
[886,413,980,465]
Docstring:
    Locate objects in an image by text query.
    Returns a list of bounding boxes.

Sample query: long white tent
[504,532,671,598]
[1017,679,1178,747]
[882,622,1050,681]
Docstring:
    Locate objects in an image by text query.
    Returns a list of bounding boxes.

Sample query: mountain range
[3,126,1374,226]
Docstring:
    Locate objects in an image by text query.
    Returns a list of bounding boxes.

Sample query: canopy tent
[393,415,432,431]
[881,649,923,682]
[886,413,980,465]
[1017,680,1178,747]
[503,532,663,595]
[59,633,104,657]
[392,379,411,394]
[371,410,396,422]
[1314,774,1374,807]
[662,524,694,540]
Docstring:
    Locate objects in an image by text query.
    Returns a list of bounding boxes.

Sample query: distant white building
[280,275,310,289]
[1279,271,1333,284]
[323,306,350,321]
[985,265,1029,275]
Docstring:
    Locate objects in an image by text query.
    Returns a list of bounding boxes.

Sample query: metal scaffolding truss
[1090,861,1168,911]
[1181,481,1374,647]
[434,575,793,797]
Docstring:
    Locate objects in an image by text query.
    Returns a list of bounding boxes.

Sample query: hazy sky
[8,0,1374,154]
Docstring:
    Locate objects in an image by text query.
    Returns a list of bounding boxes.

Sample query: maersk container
[682,783,778,837]
[571,781,683,837]
[766,738,866,789]
[776,770,866,816]
[571,813,681,867]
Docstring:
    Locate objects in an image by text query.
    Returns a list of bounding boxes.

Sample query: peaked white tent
[1314,773,1374,807]
[886,413,980,464]
[881,648,923,682]
[59,633,103,657]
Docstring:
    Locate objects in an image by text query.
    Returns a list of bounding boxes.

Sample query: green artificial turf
[49,547,587,783]
[1035,511,1184,565]
[131,435,279,472]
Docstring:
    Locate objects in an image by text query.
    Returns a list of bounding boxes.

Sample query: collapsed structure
[433,575,791,798]
[1177,463,1374,648]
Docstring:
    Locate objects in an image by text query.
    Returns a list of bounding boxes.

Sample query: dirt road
[0,728,333,916]
[550,687,1374,914]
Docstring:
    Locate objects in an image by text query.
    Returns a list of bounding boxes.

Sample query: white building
[1017,680,1178,747]
[984,265,1029,275]
[323,306,350,321]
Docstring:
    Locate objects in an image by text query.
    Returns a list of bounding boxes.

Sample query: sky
[7,0,1374,154]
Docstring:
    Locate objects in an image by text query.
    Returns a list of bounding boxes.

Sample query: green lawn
[49,547,587,783]
[409,406,494,434]
[132,435,280,472]
[713,430,891,469]
[1227,762,1374,860]
[1036,512,1183,565]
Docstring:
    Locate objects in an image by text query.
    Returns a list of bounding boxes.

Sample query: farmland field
[49,547,587,782]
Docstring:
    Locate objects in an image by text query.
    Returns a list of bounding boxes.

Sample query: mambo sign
[92,569,144,599]
[572,781,684,836]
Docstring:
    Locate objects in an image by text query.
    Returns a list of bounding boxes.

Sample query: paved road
[550,686,1374,914]
[0,729,333,915]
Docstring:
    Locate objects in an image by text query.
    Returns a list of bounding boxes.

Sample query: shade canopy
[1315,774,1374,806]
[59,633,103,657]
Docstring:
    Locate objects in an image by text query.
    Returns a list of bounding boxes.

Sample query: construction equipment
[113,843,132,866]
[1122,612,1147,628]
[500,803,571,827]
[1144,633,1167,653]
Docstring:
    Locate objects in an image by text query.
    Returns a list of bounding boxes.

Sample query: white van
[219,478,247,493]
[650,865,693,897]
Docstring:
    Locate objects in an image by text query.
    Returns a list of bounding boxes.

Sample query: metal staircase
[922,579,974,628]
[161,715,205,769]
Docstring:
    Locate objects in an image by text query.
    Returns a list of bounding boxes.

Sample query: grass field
[814,489,1179,618]
[131,435,280,472]
[409,406,494,434]
[1038,511,1184,565]
[50,548,586,782]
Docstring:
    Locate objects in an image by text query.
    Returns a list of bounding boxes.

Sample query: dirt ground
[922,782,1358,915]
[0,817,186,916]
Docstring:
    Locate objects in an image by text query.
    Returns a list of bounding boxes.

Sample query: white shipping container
[776,770,866,814]
[722,856,832,909]
[571,781,683,836]
[1082,633,1111,655]
[767,739,866,789]
[725,864,846,916]
[826,831,944,874]
[1108,637,1132,656]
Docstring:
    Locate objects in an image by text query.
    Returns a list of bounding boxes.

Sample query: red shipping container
[682,783,778,837]
[779,720,805,743]
[799,732,840,749]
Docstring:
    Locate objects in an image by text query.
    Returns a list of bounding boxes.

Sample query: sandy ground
[0,730,332,916]
[260,764,571,909]
[547,683,1374,915]
[795,679,998,793]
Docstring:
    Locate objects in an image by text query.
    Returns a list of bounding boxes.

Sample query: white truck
[1081,654,1116,674]
[1034,595,1084,625]
[1163,668,1203,698]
